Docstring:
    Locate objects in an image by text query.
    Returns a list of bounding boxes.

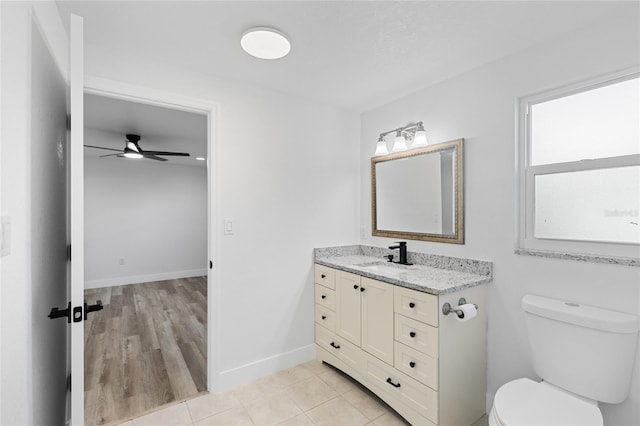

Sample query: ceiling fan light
[124,152,143,159]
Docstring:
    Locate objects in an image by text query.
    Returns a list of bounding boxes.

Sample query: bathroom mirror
[372,138,464,243]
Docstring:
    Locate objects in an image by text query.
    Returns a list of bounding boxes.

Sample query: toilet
[489,294,640,426]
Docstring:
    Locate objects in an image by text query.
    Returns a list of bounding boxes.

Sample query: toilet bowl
[489,378,602,426]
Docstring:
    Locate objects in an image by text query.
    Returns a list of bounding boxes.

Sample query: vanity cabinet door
[361,277,394,365]
[336,271,361,346]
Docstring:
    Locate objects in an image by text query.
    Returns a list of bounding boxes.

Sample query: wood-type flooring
[84,277,207,425]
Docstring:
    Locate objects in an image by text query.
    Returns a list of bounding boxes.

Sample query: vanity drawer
[315,264,336,289]
[315,304,336,333]
[394,286,438,327]
[316,324,362,369]
[394,341,438,390]
[314,285,336,311]
[394,314,438,358]
[363,351,438,424]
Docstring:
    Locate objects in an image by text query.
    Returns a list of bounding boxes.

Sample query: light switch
[1,215,11,257]
[224,218,234,235]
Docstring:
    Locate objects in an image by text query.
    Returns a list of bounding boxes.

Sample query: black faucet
[388,241,412,265]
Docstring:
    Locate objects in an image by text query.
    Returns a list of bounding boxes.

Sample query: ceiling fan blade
[99,153,121,158]
[143,151,190,157]
[84,144,122,152]
[143,154,168,162]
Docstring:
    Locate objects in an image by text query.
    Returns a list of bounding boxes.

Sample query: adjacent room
[1,2,638,426]
[83,94,208,424]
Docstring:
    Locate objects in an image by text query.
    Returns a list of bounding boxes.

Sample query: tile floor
[114,360,489,426]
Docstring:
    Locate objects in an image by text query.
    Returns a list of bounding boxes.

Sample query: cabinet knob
[409,302,415,308]
[360,287,365,292]
[330,342,341,349]
[409,361,416,368]
[409,331,416,338]
[321,294,326,299]
[321,274,326,278]
[354,285,359,290]
[321,315,326,320]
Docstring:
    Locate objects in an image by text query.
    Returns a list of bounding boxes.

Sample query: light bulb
[413,123,428,147]
[124,152,143,159]
[392,132,407,152]
[413,130,428,147]
[375,136,389,156]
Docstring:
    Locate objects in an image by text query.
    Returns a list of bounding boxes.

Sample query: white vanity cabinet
[335,270,395,365]
[315,264,487,426]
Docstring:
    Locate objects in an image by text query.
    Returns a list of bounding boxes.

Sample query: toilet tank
[522,294,640,404]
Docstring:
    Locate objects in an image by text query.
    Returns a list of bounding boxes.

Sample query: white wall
[360,9,640,426]
[82,42,361,387]
[84,153,207,288]
[0,2,69,424]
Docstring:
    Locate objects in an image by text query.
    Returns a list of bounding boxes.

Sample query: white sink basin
[357,262,413,276]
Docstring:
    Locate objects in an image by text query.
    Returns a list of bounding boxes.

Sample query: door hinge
[67,244,71,262]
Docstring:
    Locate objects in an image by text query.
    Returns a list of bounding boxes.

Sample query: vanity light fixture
[374,121,428,156]
[241,27,291,59]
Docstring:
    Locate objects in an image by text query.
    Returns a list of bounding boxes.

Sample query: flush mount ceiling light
[374,121,429,156]
[241,27,291,59]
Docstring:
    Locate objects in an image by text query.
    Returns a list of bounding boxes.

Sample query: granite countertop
[315,253,491,295]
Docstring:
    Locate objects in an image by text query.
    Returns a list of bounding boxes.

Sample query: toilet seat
[491,378,603,426]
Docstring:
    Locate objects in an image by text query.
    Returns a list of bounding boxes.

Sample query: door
[361,278,394,364]
[335,271,361,346]
[30,17,69,426]
[69,13,85,425]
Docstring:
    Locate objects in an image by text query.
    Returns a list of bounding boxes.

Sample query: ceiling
[63,1,634,167]
[57,1,633,112]
[84,94,208,167]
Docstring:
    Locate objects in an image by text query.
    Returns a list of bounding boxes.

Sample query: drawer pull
[410,331,416,338]
[409,302,415,308]
[386,378,401,388]
[330,342,341,349]
[360,287,365,292]
[354,285,359,290]
[321,274,326,278]
[409,361,416,368]
[321,294,326,299]
[321,315,327,320]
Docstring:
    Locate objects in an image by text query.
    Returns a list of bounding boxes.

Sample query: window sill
[514,248,640,267]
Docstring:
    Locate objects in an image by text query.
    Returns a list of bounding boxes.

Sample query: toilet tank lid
[522,295,640,334]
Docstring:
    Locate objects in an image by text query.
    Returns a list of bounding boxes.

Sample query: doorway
[81,88,215,424]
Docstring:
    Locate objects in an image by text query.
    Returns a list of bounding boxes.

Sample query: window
[517,71,640,260]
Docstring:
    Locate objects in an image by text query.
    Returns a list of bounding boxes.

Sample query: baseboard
[216,344,316,392]
[84,269,207,289]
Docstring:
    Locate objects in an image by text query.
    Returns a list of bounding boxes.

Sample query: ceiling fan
[84,134,190,162]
